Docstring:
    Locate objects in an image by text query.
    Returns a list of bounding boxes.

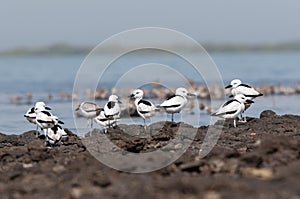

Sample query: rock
[241,167,273,179]
[260,110,277,118]
[174,143,183,150]
[179,161,204,172]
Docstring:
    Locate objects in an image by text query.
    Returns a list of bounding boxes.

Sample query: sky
[1,0,300,50]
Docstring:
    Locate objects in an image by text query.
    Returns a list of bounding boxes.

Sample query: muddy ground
[0,110,300,199]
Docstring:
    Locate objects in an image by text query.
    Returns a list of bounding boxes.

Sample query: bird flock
[24,102,67,146]
[24,79,263,146]
[75,88,195,135]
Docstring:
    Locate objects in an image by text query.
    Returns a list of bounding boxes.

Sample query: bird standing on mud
[129,89,158,130]
[75,102,103,128]
[94,110,117,133]
[225,79,263,122]
[46,116,67,146]
[24,101,52,137]
[35,105,64,140]
[211,94,254,128]
[104,95,122,127]
[160,87,196,122]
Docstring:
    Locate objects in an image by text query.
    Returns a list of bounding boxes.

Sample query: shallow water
[0,51,299,134]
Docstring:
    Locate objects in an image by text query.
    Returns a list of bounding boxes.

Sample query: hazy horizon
[1,1,300,50]
[2,41,300,56]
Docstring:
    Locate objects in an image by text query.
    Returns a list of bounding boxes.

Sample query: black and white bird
[104,95,121,127]
[211,94,254,128]
[129,89,158,128]
[46,116,67,146]
[24,101,51,125]
[24,102,52,137]
[94,110,117,133]
[24,107,37,125]
[35,105,64,139]
[225,79,263,99]
[75,102,102,128]
[225,79,263,121]
[160,87,196,122]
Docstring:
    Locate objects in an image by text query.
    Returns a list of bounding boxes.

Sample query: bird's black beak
[229,95,234,98]
[45,106,51,110]
[129,94,134,98]
[246,99,254,104]
[58,120,64,124]
[225,85,232,89]
[118,100,122,104]
[187,93,196,97]
[96,107,104,111]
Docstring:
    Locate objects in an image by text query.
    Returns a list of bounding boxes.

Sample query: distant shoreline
[2,42,300,56]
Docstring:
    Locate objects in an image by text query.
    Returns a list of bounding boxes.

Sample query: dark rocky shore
[1,110,300,199]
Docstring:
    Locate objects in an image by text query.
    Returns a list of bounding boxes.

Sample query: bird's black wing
[222,99,239,108]
[239,84,252,88]
[138,99,152,106]
[41,111,52,116]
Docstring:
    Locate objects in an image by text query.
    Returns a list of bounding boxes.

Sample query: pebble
[174,143,183,150]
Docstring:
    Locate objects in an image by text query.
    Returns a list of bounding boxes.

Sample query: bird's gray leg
[36,125,39,138]
[109,119,111,128]
[143,118,149,137]
[44,128,47,138]
[243,115,247,122]
[144,118,147,130]
[43,129,48,142]
[233,119,237,128]
[239,112,247,123]
[88,119,94,136]
[114,118,118,127]
[171,114,174,122]
[87,119,90,128]
[239,112,243,121]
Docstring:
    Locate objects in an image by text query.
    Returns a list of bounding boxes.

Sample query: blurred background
[1,0,300,134]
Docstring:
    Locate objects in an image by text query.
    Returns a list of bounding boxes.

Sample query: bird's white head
[225,79,242,89]
[52,116,59,125]
[175,87,196,98]
[130,89,144,100]
[175,87,188,96]
[35,101,46,108]
[108,95,121,103]
[34,105,45,113]
[234,94,254,104]
[230,79,242,88]
[34,101,51,113]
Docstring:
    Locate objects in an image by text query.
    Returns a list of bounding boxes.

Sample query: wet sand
[0,110,300,198]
